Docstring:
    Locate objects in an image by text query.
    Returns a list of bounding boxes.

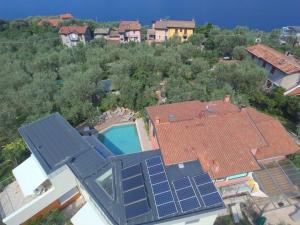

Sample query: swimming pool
[98,124,142,155]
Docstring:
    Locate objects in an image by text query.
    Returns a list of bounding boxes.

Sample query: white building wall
[156,209,223,225]
[3,166,77,225]
[253,57,300,90]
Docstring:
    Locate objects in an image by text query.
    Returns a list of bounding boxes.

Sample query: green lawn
[289,153,300,168]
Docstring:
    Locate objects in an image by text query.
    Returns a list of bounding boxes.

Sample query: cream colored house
[147,19,196,42]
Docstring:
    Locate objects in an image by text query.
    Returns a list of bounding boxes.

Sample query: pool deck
[135,118,152,151]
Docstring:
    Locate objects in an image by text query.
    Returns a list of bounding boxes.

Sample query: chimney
[239,105,247,112]
[212,160,220,173]
[224,95,231,103]
[155,117,160,124]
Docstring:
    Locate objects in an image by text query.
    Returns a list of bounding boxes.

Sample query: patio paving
[0,181,35,219]
[263,204,300,225]
[135,118,152,151]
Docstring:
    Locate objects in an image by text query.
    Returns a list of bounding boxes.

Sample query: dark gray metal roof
[81,150,225,225]
[18,113,93,174]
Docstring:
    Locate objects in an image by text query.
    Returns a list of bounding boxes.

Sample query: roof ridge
[244,109,269,148]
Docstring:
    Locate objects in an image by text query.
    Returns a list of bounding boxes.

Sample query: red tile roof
[118,21,141,33]
[246,44,300,75]
[146,100,299,179]
[59,13,74,20]
[38,18,61,27]
[59,26,89,34]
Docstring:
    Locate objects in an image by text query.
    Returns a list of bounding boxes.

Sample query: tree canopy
[0,18,299,179]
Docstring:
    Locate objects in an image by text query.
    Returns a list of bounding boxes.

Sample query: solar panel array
[146,156,178,219]
[121,164,150,220]
[173,177,202,213]
[193,173,223,207]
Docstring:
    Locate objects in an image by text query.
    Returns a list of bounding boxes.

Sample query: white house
[280,26,300,46]
[0,113,225,225]
[246,44,300,96]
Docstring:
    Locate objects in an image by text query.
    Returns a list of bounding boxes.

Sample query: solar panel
[152,181,170,194]
[154,191,173,205]
[125,199,150,219]
[193,173,211,185]
[176,187,195,201]
[121,164,150,219]
[173,177,201,213]
[122,175,144,191]
[146,156,178,218]
[148,164,164,175]
[173,177,190,190]
[121,164,141,179]
[197,182,217,196]
[193,173,223,208]
[202,192,223,207]
[157,202,177,218]
[123,186,146,205]
[146,156,162,167]
[150,172,167,184]
[180,197,201,212]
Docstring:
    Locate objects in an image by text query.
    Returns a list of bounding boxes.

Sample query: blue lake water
[1,0,299,30]
[98,124,141,155]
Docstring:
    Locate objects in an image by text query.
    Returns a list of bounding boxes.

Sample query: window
[184,29,188,35]
[180,29,182,32]
[175,29,178,34]
[262,61,267,68]
[96,168,113,198]
[69,33,79,41]
[271,66,276,74]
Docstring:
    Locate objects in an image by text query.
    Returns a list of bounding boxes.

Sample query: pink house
[118,21,141,43]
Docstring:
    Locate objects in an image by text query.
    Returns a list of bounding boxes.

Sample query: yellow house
[149,19,196,42]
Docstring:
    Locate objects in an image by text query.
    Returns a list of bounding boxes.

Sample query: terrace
[0,178,51,219]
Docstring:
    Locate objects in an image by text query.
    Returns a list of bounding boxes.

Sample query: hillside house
[0,113,225,225]
[59,26,92,47]
[118,21,141,43]
[146,96,299,197]
[38,13,73,27]
[280,26,300,46]
[148,19,195,43]
[94,28,110,39]
[246,44,300,96]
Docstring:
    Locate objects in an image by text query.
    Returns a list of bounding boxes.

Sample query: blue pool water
[98,124,141,155]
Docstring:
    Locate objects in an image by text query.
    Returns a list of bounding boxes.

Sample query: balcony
[0,178,37,219]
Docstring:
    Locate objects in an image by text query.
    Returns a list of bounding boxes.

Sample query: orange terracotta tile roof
[118,21,141,33]
[59,13,73,20]
[38,18,61,27]
[246,44,300,75]
[59,26,89,34]
[146,100,299,179]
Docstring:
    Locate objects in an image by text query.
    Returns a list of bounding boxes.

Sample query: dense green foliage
[0,18,299,179]
[27,210,70,225]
